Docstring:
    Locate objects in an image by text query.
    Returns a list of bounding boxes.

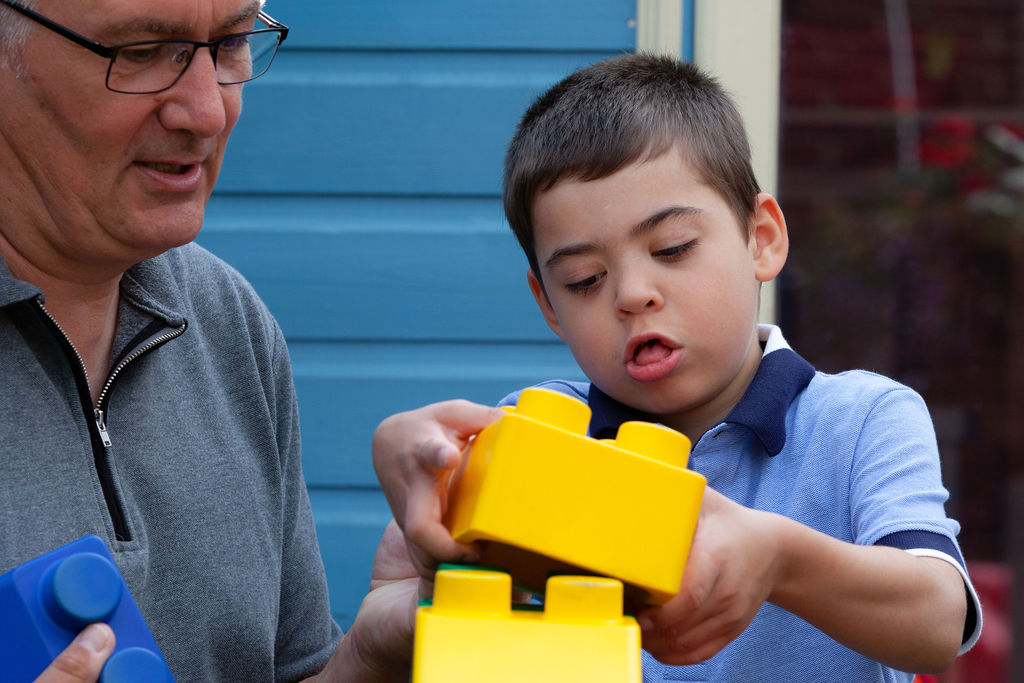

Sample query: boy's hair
[503,53,760,278]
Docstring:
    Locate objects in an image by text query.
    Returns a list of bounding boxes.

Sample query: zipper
[34,299,102,425]
[95,408,112,447]
[34,298,186,541]
[92,322,188,427]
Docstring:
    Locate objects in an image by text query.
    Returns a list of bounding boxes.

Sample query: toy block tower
[413,566,641,682]
[0,535,174,682]
[443,387,706,605]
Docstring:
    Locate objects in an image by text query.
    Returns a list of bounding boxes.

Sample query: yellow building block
[412,567,641,682]
[444,387,706,605]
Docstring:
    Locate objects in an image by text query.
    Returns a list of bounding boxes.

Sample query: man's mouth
[139,161,191,175]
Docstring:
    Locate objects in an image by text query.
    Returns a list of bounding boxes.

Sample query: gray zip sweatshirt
[0,242,341,681]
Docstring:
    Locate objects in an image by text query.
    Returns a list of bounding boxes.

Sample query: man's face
[528,149,780,436]
[0,0,256,276]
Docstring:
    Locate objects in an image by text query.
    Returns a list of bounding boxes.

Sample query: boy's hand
[371,400,505,578]
[637,487,784,665]
[639,486,967,672]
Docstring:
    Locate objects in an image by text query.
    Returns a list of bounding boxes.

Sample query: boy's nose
[615,274,664,315]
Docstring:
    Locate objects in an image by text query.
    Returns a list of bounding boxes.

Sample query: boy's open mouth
[632,338,673,366]
[625,336,681,382]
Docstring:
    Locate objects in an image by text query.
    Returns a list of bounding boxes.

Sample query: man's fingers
[35,623,114,683]
[370,519,419,585]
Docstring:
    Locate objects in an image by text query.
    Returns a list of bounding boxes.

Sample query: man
[0,1,499,680]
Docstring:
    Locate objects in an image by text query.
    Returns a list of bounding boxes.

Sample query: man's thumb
[35,623,114,683]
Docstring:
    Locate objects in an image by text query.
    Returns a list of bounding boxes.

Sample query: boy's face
[527,148,787,436]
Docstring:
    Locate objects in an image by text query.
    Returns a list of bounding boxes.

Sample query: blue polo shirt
[499,325,981,682]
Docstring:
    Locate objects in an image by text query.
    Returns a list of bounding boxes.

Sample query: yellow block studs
[443,387,706,605]
[413,568,642,683]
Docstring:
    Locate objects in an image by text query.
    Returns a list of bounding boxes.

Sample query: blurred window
[779,2,1023,679]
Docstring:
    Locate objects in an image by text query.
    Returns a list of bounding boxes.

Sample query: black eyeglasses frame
[0,0,289,94]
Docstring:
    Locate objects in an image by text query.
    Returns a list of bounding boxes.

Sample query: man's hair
[503,53,760,277]
[0,0,37,71]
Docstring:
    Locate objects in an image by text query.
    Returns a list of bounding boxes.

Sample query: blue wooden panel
[291,342,585,487]
[194,226,544,341]
[216,52,619,195]
[308,490,393,630]
[196,227,552,342]
[281,0,636,50]
[205,195,505,235]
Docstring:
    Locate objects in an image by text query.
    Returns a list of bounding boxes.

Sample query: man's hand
[371,400,504,578]
[33,623,114,683]
[314,521,423,682]
[636,487,783,665]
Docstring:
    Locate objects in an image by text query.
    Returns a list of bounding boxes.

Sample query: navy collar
[720,345,815,455]
[587,326,816,456]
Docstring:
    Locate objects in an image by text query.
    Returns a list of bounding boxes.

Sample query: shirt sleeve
[849,385,982,653]
[269,321,343,681]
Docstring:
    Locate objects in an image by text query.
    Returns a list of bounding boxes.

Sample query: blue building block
[0,535,174,682]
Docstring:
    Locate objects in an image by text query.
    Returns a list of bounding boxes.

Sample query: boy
[374,54,981,681]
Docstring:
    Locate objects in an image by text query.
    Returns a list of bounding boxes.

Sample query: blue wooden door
[201,0,636,629]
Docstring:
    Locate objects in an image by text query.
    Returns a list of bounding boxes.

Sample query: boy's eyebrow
[544,241,600,269]
[543,205,702,270]
[630,205,703,238]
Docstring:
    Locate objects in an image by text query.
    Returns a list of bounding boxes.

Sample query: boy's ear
[527,269,567,341]
[750,192,789,283]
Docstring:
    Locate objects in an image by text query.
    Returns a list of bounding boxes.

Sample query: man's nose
[156,47,228,137]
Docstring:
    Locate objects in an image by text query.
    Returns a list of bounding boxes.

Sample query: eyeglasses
[0,0,289,94]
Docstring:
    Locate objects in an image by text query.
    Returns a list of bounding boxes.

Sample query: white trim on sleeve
[906,548,983,654]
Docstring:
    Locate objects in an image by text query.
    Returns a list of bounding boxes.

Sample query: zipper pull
[95,409,112,447]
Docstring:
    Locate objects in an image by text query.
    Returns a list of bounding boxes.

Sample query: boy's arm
[371,400,506,578]
[638,487,967,673]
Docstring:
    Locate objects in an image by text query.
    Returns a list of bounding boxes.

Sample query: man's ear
[750,192,789,283]
[527,269,566,341]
